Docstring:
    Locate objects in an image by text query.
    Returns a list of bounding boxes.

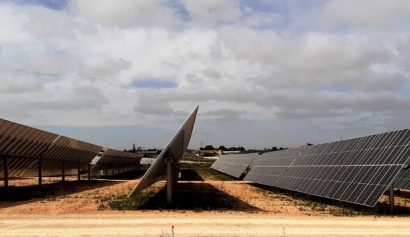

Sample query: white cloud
[243,11,282,28]
[180,0,241,26]
[1,1,410,148]
[322,0,410,28]
[79,56,132,79]
[70,0,181,28]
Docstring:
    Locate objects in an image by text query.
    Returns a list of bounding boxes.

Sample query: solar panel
[0,118,102,179]
[128,106,198,196]
[244,128,410,207]
[211,153,257,178]
[393,169,410,190]
[92,148,143,172]
[0,118,60,178]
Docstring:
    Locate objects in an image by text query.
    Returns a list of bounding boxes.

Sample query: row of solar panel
[212,128,410,207]
[92,149,143,171]
[211,153,258,178]
[0,118,141,178]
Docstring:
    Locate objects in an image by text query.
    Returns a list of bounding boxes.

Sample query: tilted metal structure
[128,105,198,197]
[91,148,143,174]
[243,128,410,207]
[211,153,257,178]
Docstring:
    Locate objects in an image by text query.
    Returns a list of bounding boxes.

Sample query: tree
[204,145,215,150]
[132,143,136,153]
[218,145,227,151]
[272,147,278,151]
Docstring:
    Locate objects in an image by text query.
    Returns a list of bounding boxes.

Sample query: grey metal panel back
[128,106,198,196]
[42,136,102,162]
[92,148,143,171]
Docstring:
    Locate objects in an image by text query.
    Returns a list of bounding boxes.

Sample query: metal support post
[4,156,9,195]
[77,161,81,181]
[88,164,91,180]
[174,162,179,190]
[38,157,42,187]
[166,158,174,205]
[389,183,394,215]
[61,160,65,187]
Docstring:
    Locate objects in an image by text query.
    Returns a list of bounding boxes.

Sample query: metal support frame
[77,160,81,181]
[389,183,394,214]
[4,156,9,194]
[166,157,175,205]
[38,157,42,187]
[174,162,179,189]
[88,164,91,181]
[61,160,65,187]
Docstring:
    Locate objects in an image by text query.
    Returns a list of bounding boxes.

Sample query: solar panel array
[0,118,102,178]
[394,170,410,190]
[244,129,410,207]
[211,153,257,178]
[92,148,143,172]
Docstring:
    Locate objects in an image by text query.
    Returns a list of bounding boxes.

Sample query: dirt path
[1,213,409,237]
[1,177,410,236]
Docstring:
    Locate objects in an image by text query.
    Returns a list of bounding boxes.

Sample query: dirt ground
[1,176,410,236]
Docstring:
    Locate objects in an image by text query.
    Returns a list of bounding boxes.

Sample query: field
[1,156,410,236]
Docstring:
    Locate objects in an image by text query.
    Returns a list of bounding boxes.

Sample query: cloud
[0,72,44,94]
[203,108,246,121]
[202,67,221,79]
[180,0,241,26]
[1,0,410,149]
[70,0,181,28]
[322,0,410,28]
[79,57,132,79]
[243,11,282,28]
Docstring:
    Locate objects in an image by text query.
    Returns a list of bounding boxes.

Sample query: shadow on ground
[99,169,147,180]
[179,169,204,181]
[0,180,121,207]
[104,182,261,212]
[248,183,410,216]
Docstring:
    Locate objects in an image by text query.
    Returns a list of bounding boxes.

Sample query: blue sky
[1,0,410,150]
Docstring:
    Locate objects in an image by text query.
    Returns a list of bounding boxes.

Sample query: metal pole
[88,164,91,180]
[174,163,179,190]
[38,157,42,187]
[166,158,174,205]
[77,161,81,181]
[389,183,394,214]
[61,160,65,187]
[4,157,9,195]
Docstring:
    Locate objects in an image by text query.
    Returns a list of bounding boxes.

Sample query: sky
[1,0,410,150]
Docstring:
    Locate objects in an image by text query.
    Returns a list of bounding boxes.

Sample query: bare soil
[1,175,410,236]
